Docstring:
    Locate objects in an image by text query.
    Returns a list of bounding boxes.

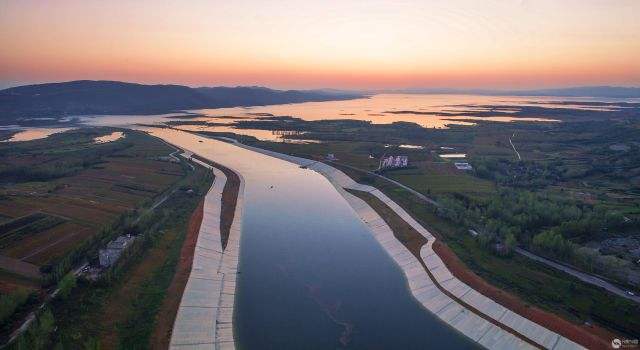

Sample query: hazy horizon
[2,0,639,90]
[1,79,639,93]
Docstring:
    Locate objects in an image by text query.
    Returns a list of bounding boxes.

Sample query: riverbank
[228,142,586,350]
[191,155,241,250]
[156,159,241,349]
[431,241,614,349]
[349,188,610,349]
[167,153,244,349]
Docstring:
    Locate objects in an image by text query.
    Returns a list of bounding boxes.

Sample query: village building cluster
[380,155,408,169]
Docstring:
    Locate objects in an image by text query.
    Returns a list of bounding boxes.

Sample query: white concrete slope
[170,158,245,350]
[233,144,583,350]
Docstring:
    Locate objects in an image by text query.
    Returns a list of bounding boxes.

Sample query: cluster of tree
[0,289,37,332]
[56,273,77,300]
[437,188,635,244]
[0,166,81,183]
[6,275,77,350]
[532,230,573,257]
[472,157,562,188]
[531,229,636,287]
[8,309,55,350]
[431,184,639,285]
[0,134,133,184]
[4,274,78,347]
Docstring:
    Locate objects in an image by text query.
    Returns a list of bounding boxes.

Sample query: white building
[454,162,473,171]
[380,155,409,169]
[99,235,136,267]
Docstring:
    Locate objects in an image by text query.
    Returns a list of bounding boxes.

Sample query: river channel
[147,128,475,349]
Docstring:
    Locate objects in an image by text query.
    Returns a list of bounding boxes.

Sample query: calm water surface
[146,128,476,350]
[0,127,74,142]
[94,131,125,143]
[80,94,639,142]
[190,93,618,128]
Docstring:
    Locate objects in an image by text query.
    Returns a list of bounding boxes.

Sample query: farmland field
[0,128,184,288]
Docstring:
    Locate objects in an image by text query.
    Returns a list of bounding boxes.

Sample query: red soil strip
[150,197,204,350]
[218,166,240,250]
[432,240,615,350]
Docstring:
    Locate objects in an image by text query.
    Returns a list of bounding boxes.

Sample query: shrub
[56,273,77,300]
[0,289,31,326]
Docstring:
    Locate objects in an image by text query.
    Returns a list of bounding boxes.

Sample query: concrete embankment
[169,158,244,350]
[232,144,584,350]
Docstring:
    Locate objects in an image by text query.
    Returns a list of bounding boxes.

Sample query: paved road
[515,247,640,304]
[330,161,440,207]
[509,132,522,161]
[160,139,195,171]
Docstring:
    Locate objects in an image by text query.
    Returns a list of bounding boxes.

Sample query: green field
[388,172,495,197]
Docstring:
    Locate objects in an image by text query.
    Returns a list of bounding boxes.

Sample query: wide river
[147,128,476,349]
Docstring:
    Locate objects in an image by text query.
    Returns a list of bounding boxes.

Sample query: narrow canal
[148,129,475,349]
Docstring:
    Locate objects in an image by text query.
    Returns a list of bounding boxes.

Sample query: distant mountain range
[387,86,640,98]
[0,80,363,122]
[2,81,638,125]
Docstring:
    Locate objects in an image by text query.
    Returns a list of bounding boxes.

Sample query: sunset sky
[1,0,639,90]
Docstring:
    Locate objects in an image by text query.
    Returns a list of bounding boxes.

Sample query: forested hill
[0,80,363,121]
